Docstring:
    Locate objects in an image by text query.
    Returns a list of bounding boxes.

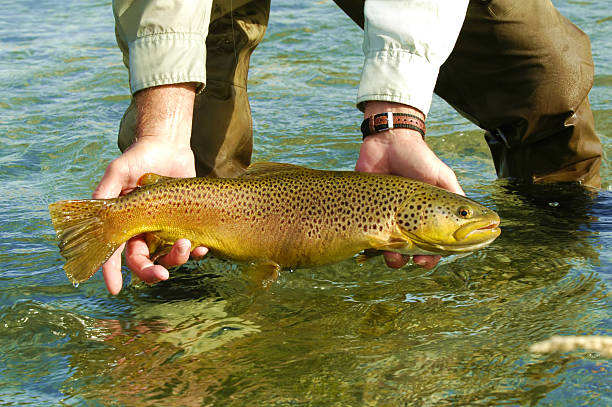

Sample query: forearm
[133,83,196,147]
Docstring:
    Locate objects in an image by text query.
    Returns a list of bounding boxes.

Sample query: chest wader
[335,0,602,188]
[117,0,270,178]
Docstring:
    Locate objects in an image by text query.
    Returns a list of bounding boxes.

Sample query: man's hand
[355,101,464,270]
[93,83,208,295]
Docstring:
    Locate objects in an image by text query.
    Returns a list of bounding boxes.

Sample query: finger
[383,252,410,269]
[448,182,465,197]
[191,246,209,259]
[438,167,465,196]
[413,255,441,269]
[92,160,126,199]
[157,239,192,268]
[126,237,170,283]
[102,243,126,295]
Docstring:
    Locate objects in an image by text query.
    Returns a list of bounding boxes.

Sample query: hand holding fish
[92,137,208,294]
[356,101,464,270]
[92,83,207,295]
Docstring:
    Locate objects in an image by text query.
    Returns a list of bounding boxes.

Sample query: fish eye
[458,206,473,218]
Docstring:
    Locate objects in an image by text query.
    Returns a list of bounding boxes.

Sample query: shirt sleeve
[357,0,469,115]
[113,0,212,94]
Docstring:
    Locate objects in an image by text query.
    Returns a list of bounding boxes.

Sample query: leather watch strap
[361,112,426,139]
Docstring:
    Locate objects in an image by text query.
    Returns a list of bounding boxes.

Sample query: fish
[48,162,501,285]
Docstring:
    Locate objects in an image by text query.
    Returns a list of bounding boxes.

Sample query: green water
[1,0,610,405]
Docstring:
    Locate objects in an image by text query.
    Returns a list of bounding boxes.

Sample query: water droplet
[548,202,559,208]
[72,282,79,288]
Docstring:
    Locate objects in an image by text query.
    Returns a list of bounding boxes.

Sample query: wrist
[361,102,426,140]
[362,127,425,146]
[363,101,425,121]
[134,83,196,147]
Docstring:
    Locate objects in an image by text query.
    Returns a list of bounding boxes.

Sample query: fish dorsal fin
[137,173,174,187]
[242,162,309,177]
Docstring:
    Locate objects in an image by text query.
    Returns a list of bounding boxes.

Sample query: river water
[0,0,610,405]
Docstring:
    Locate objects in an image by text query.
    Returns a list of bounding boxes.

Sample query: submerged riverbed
[0,0,610,405]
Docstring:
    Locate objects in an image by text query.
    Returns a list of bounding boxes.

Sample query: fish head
[395,187,501,254]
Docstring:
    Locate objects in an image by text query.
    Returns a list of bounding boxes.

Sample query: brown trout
[49,162,501,284]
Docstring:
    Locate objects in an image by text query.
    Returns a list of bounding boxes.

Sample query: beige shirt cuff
[128,32,206,94]
[357,51,438,116]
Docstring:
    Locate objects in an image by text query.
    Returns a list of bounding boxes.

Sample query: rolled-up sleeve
[357,0,469,115]
[113,0,212,94]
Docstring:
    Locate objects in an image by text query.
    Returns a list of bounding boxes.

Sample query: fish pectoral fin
[368,236,414,253]
[137,173,174,187]
[242,162,309,177]
[355,249,384,265]
[144,232,174,262]
[242,261,281,290]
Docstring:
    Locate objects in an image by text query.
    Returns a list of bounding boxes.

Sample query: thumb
[92,160,127,199]
[437,166,465,196]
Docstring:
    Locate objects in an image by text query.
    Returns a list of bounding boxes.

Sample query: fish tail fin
[48,199,119,284]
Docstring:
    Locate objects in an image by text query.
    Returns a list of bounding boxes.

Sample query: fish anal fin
[242,162,308,177]
[242,261,281,290]
[144,232,174,262]
[137,173,174,187]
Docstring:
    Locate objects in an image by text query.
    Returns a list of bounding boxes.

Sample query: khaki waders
[119,0,602,187]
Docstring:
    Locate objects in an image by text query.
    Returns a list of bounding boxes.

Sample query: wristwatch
[361,112,426,139]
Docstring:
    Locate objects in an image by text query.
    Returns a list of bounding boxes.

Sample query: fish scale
[49,162,501,285]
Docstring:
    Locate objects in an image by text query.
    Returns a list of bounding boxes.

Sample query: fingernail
[414,258,427,266]
[178,245,189,256]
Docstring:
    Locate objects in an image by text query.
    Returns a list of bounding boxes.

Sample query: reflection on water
[0,0,610,405]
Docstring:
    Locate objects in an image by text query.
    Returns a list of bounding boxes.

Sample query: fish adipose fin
[48,200,119,284]
[242,162,310,177]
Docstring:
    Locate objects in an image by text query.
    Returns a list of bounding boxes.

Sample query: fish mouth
[403,218,501,254]
[453,218,501,244]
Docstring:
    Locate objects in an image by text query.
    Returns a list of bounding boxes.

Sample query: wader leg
[117,0,270,178]
[435,0,602,187]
